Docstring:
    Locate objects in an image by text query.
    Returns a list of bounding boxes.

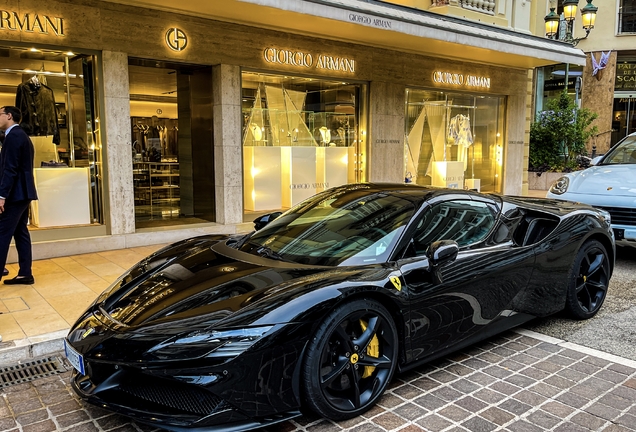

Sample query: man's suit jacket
[0,125,38,202]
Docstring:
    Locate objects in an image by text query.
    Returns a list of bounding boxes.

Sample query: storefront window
[535,63,583,117]
[241,72,367,215]
[129,59,215,228]
[612,59,636,147]
[0,45,103,229]
[405,89,505,193]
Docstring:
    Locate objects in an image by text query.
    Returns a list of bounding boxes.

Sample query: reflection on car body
[65,183,615,431]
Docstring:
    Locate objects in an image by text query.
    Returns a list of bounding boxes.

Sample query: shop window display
[241,72,367,213]
[0,46,102,229]
[405,89,504,193]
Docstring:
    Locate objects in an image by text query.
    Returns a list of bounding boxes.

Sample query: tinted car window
[410,200,496,255]
[240,187,416,266]
[600,135,636,165]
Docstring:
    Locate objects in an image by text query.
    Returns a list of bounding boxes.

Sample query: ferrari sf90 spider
[65,183,615,431]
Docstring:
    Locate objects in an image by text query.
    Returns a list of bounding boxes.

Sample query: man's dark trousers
[0,200,32,277]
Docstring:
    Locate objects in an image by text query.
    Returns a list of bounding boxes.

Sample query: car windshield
[600,135,636,165]
[239,186,416,266]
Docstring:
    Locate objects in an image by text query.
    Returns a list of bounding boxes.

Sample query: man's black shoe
[3,275,34,285]
[2,268,7,276]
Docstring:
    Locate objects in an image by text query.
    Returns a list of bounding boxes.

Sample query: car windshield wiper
[255,245,286,261]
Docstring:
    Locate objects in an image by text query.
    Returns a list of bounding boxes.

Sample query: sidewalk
[0,243,167,364]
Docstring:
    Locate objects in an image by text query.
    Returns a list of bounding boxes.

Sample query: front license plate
[64,339,85,375]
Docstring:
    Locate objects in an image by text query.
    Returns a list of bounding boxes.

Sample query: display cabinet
[133,162,180,219]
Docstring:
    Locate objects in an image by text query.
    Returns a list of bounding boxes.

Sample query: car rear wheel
[565,240,610,320]
[301,299,398,421]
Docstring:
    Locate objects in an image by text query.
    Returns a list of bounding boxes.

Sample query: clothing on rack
[448,114,474,170]
[15,77,60,144]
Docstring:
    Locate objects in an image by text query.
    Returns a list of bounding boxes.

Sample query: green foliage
[529,90,598,172]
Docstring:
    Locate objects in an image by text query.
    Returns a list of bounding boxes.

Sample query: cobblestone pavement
[1,331,635,432]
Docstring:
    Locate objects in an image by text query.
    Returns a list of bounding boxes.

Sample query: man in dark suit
[0,106,38,285]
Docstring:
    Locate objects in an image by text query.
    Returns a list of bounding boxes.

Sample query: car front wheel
[301,299,398,420]
[565,240,610,320]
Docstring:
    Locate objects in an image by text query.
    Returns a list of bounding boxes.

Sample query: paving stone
[416,413,453,432]
[394,383,427,399]
[413,393,447,410]
[613,385,636,402]
[8,398,44,416]
[0,417,18,430]
[601,425,631,432]
[555,390,590,409]
[516,336,541,347]
[497,399,532,416]
[478,407,515,425]
[373,412,409,430]
[553,422,590,432]
[541,401,576,418]
[598,393,633,410]
[529,382,562,398]
[56,410,91,429]
[582,355,611,368]
[393,402,427,421]
[544,374,577,390]
[489,381,520,396]
[559,349,587,360]
[445,364,475,377]
[379,393,406,408]
[411,377,444,391]
[473,389,507,404]
[616,413,636,430]
[455,396,488,413]
[556,368,589,383]
[624,379,636,390]
[63,423,100,432]
[430,386,464,402]
[504,342,530,352]
[22,420,58,432]
[346,423,384,432]
[504,373,536,388]
[483,366,513,378]
[571,361,603,375]
[462,358,490,370]
[48,399,82,416]
[450,379,481,394]
[526,409,561,429]
[490,347,516,358]
[506,420,543,432]
[466,372,497,386]
[438,405,471,422]
[549,354,578,367]
[498,359,525,372]
[596,369,631,384]
[583,402,622,421]
[476,352,505,364]
[429,370,459,383]
[512,390,548,406]
[570,382,607,400]
[461,415,497,432]
[533,360,563,373]
[570,411,609,430]
[509,353,539,366]
[15,409,49,426]
[608,364,636,376]
[518,366,551,380]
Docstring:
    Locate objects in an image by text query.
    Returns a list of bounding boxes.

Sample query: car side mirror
[427,240,459,267]
[253,212,282,230]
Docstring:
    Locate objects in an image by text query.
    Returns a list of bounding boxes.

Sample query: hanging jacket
[15,80,60,145]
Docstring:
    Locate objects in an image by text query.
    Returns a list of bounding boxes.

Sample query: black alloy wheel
[301,299,398,420]
[565,240,610,320]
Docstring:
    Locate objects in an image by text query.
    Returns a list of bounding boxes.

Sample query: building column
[503,72,532,196]
[102,51,135,235]
[213,64,243,224]
[368,81,406,183]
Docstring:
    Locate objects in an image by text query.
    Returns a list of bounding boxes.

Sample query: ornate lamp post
[544,0,598,46]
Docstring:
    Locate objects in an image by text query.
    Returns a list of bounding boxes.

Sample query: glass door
[612,94,636,147]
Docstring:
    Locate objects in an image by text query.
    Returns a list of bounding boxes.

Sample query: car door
[398,195,536,364]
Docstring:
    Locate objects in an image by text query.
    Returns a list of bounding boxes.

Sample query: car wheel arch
[581,232,615,276]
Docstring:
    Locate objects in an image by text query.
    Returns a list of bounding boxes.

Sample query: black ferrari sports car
[64,183,615,431]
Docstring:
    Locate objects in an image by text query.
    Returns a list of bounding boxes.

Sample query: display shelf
[133,162,180,219]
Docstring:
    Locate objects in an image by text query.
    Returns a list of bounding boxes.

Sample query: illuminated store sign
[0,10,64,36]
[263,47,355,73]
[432,71,491,89]
[165,27,187,51]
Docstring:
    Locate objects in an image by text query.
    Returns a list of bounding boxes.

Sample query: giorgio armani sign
[0,10,64,36]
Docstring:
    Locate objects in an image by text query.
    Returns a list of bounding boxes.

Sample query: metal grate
[0,357,70,388]
[597,206,636,226]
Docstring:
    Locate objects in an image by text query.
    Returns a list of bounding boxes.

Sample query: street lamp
[544,0,598,46]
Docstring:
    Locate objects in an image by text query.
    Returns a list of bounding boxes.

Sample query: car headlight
[146,325,274,360]
[549,176,570,195]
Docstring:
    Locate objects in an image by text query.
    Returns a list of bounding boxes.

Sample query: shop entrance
[128,59,215,228]
[612,94,636,147]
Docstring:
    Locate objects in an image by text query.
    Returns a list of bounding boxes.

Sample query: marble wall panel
[215,186,243,225]
[102,51,135,235]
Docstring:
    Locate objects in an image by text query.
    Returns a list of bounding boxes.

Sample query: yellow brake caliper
[360,320,379,378]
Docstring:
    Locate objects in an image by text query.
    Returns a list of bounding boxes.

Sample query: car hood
[89,237,355,330]
[565,165,636,196]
